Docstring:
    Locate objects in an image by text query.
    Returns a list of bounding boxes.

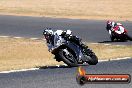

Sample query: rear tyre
[59,48,78,67]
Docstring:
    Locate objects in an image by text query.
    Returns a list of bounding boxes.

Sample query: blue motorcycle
[50,34,98,67]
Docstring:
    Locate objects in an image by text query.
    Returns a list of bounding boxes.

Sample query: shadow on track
[37,65,71,69]
[37,64,89,69]
[98,41,113,43]
[98,40,127,43]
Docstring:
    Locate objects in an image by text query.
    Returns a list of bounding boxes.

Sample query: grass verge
[0,37,132,71]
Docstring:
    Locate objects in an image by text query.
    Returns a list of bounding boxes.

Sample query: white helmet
[55,30,63,35]
[66,30,72,35]
[43,29,53,35]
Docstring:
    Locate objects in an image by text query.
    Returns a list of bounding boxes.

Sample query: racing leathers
[45,30,88,52]
[46,30,69,52]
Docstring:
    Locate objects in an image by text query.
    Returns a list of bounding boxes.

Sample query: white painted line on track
[104,44,111,46]
[90,43,111,46]
[98,59,109,62]
[90,42,126,47]
[30,38,39,40]
[115,45,125,47]
[99,57,131,62]
[56,65,60,67]
[0,57,131,74]
[13,37,23,39]
[0,68,39,74]
[90,43,99,44]
[0,35,43,40]
[0,36,9,38]
[110,57,131,61]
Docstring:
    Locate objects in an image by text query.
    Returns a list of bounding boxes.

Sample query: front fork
[78,49,88,63]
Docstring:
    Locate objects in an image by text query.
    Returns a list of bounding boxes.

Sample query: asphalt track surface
[0,58,132,88]
[0,15,132,88]
[0,15,131,45]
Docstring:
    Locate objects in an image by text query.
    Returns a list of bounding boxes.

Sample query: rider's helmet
[43,29,53,36]
[107,20,117,26]
[61,30,72,36]
[106,20,115,30]
[55,30,63,35]
[66,30,72,35]
[43,29,53,40]
[107,20,112,25]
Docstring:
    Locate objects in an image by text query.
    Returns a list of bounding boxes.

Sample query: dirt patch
[0,37,131,71]
[0,0,132,21]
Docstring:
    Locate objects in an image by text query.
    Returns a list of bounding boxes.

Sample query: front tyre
[59,48,78,67]
[84,49,98,65]
[86,54,98,65]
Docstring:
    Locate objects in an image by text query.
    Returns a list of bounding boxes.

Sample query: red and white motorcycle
[106,22,132,41]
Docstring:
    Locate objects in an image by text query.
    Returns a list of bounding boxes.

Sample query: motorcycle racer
[43,28,98,66]
[43,28,74,51]
[106,20,132,41]
[106,20,123,35]
[43,28,88,52]
[43,29,54,51]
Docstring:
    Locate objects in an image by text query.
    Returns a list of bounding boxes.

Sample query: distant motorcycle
[44,31,98,67]
[106,22,132,41]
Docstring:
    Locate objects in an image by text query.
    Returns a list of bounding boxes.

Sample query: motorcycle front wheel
[84,49,98,65]
[59,48,78,67]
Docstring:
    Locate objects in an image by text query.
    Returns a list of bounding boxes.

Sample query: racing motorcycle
[44,31,98,67]
[106,23,132,41]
